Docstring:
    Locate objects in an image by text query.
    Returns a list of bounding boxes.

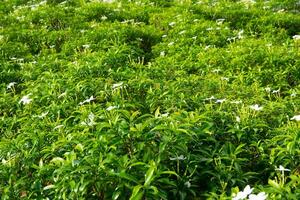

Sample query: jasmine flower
[170,155,186,161]
[215,98,226,103]
[204,96,215,101]
[169,22,176,26]
[179,30,186,35]
[101,15,108,21]
[230,100,242,104]
[221,77,229,81]
[81,113,96,126]
[232,185,253,200]
[248,192,267,200]
[293,35,300,40]
[250,104,263,111]
[184,181,191,188]
[19,94,32,105]
[168,42,174,46]
[79,96,95,105]
[106,106,117,111]
[112,82,123,89]
[216,18,225,25]
[82,44,90,49]
[290,115,300,121]
[275,165,290,172]
[7,82,16,90]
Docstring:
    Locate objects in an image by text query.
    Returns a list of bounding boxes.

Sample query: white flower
[272,89,280,94]
[82,44,90,49]
[161,113,169,117]
[216,18,225,25]
[277,9,285,13]
[160,51,165,57]
[243,185,254,196]
[168,42,174,46]
[112,82,123,89]
[227,37,237,42]
[205,45,211,50]
[19,94,32,105]
[233,185,253,200]
[275,165,290,172]
[204,96,216,101]
[215,98,226,103]
[87,96,95,102]
[250,104,263,111]
[237,30,244,39]
[179,30,186,35]
[184,181,191,188]
[170,155,186,161]
[221,77,229,81]
[192,36,197,40]
[248,192,267,200]
[106,106,117,111]
[79,96,95,105]
[7,82,16,90]
[169,22,176,26]
[290,115,300,121]
[293,35,300,40]
[101,15,108,21]
[236,116,241,123]
[81,113,96,126]
[162,34,167,38]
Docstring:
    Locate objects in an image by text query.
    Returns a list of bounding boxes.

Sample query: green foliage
[1,0,300,199]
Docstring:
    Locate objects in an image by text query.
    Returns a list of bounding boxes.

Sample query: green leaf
[115,171,139,184]
[129,185,144,200]
[268,179,280,189]
[154,107,160,118]
[160,170,179,177]
[75,143,84,152]
[112,191,121,200]
[144,161,156,187]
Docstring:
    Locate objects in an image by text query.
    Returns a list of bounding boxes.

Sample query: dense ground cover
[1,0,300,199]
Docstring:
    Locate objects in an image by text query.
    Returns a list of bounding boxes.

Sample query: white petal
[243,185,253,195]
[291,115,300,121]
[112,82,123,89]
